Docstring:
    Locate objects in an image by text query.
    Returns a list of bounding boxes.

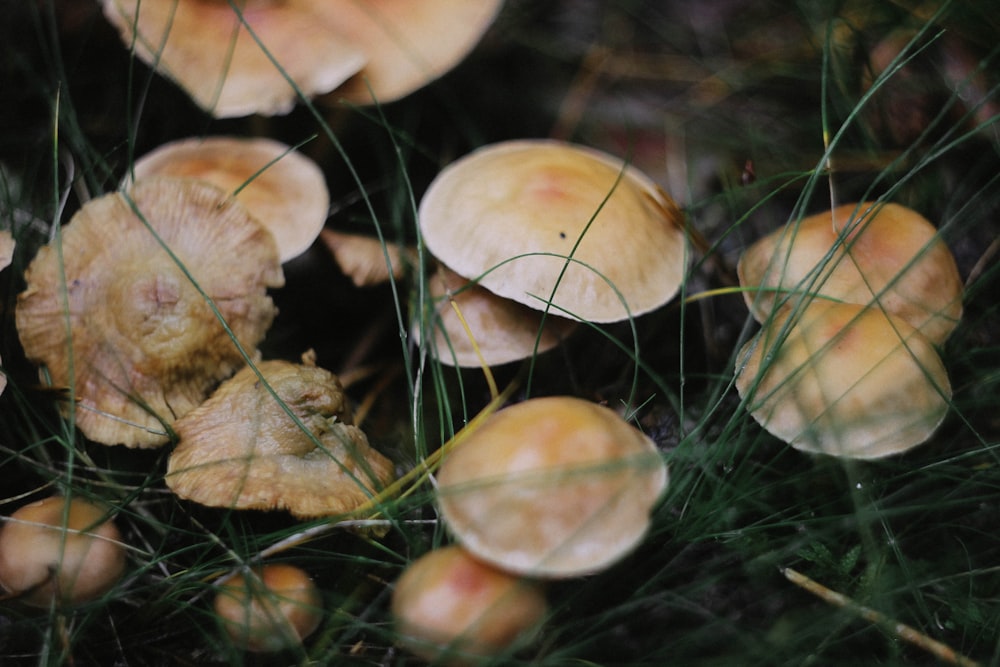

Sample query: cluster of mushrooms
[0,0,971,663]
[392,396,668,664]
[734,201,963,459]
[1,136,399,651]
[99,0,505,117]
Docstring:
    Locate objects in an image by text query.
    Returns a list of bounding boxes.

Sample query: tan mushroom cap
[0,229,13,270]
[0,495,126,608]
[319,229,416,287]
[414,264,578,368]
[100,0,367,118]
[16,177,283,448]
[1,230,14,396]
[166,358,395,519]
[418,139,688,323]
[312,0,504,105]
[734,301,951,459]
[391,545,549,666]
[436,396,668,578]
[127,136,329,262]
[738,201,963,344]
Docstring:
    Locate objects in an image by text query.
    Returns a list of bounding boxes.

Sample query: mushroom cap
[436,396,668,578]
[0,229,14,396]
[418,139,688,323]
[127,136,329,262]
[100,0,367,118]
[391,545,548,666]
[413,263,578,368]
[214,564,322,653]
[15,177,283,448]
[319,229,415,287]
[311,0,504,105]
[166,358,395,518]
[0,229,13,270]
[734,301,951,459]
[738,201,963,345]
[0,495,126,607]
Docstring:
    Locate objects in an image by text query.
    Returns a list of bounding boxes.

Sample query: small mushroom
[214,563,322,653]
[15,177,283,448]
[391,545,548,666]
[738,201,963,345]
[436,396,668,578]
[0,495,126,608]
[127,136,330,262]
[413,264,578,368]
[166,357,395,518]
[734,301,951,459]
[319,229,415,287]
[418,139,688,323]
[311,0,505,105]
[100,0,367,118]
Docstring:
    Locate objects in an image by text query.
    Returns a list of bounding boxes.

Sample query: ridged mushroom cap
[166,358,395,518]
[16,177,283,447]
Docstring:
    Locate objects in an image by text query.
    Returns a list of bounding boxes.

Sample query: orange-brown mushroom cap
[214,564,323,653]
[166,358,395,518]
[436,396,668,578]
[738,201,963,345]
[312,0,505,105]
[15,178,283,448]
[100,0,367,118]
[734,301,951,459]
[414,264,578,368]
[0,495,127,608]
[127,136,329,262]
[418,139,688,323]
[391,545,548,666]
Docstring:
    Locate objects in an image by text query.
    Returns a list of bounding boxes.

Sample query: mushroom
[734,300,951,459]
[15,177,283,448]
[100,0,367,118]
[0,495,126,608]
[214,563,322,653]
[0,229,13,269]
[0,229,14,396]
[418,139,688,323]
[391,545,548,666]
[126,136,330,262]
[309,0,505,105]
[436,396,668,578]
[319,228,416,287]
[166,357,395,518]
[738,201,963,345]
[413,263,578,368]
